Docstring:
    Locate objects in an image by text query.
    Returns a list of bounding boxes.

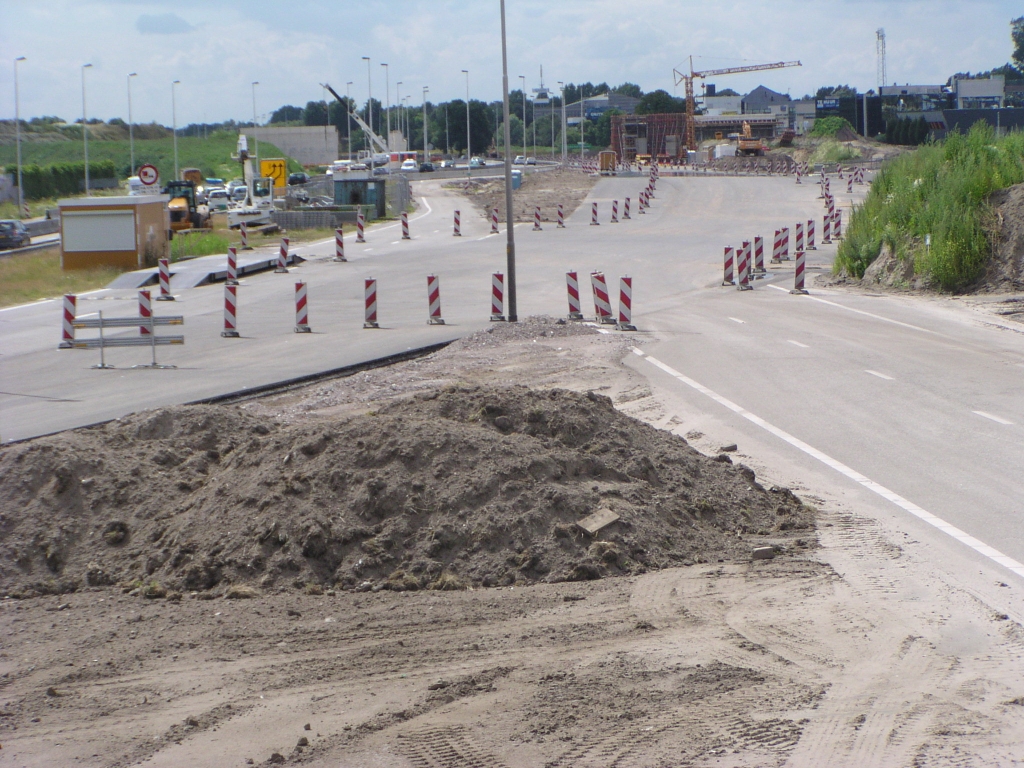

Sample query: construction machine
[737,122,766,156]
[164,179,211,232]
[226,134,276,229]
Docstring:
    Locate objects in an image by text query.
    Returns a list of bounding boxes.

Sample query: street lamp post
[81,64,93,197]
[345,81,353,159]
[499,0,517,321]
[396,81,403,147]
[251,81,259,163]
[127,72,137,176]
[362,56,372,149]
[14,57,26,218]
[381,62,390,152]
[172,80,180,179]
[558,81,567,164]
[519,75,526,155]
[422,87,429,162]
[462,69,470,180]
[445,106,450,155]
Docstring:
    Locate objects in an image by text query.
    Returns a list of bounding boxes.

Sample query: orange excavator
[737,122,766,156]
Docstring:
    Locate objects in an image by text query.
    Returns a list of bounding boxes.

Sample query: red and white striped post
[453,210,462,237]
[363,278,379,328]
[156,258,174,301]
[590,271,614,323]
[616,276,637,330]
[401,211,411,240]
[837,164,844,179]
[138,290,152,335]
[792,247,809,294]
[226,246,239,284]
[796,167,802,184]
[566,271,584,320]
[738,243,752,291]
[753,236,766,274]
[356,207,366,243]
[333,228,346,262]
[590,202,599,225]
[780,227,791,261]
[491,272,505,321]
[834,209,843,240]
[557,203,565,228]
[723,246,735,285]
[221,284,239,337]
[771,230,783,264]
[426,274,445,325]
[491,206,500,234]
[623,197,631,219]
[639,191,647,214]
[240,221,251,250]
[611,200,619,223]
[60,294,76,348]
[275,238,289,273]
[294,281,311,333]
[847,176,854,194]
[795,222,805,253]
[806,219,817,250]
[823,212,833,244]
[533,206,543,231]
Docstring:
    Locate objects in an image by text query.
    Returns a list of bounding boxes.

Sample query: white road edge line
[767,284,937,335]
[787,340,809,348]
[865,370,894,380]
[729,317,745,324]
[973,410,1014,426]
[631,347,1024,580]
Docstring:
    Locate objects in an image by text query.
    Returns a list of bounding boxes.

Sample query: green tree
[271,105,303,123]
[1013,16,1024,70]
[303,101,328,126]
[635,90,684,115]
[612,82,643,98]
[593,109,623,148]
[816,85,858,99]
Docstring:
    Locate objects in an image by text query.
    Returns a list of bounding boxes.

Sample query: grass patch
[837,122,1024,291]
[170,230,232,261]
[810,116,855,138]
[810,139,861,165]
[0,247,124,308]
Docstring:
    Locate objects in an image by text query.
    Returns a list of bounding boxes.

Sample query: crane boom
[321,82,390,155]
[670,58,802,151]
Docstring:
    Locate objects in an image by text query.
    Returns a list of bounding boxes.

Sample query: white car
[208,189,230,211]
[469,157,487,169]
[513,155,526,165]
[400,159,419,173]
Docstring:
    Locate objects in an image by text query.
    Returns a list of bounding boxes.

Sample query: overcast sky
[1,0,1019,125]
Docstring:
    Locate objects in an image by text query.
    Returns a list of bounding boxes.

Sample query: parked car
[400,159,419,173]
[226,179,247,196]
[439,159,456,168]
[231,186,249,203]
[526,157,537,165]
[207,189,231,211]
[349,163,368,171]
[469,157,487,169]
[0,220,31,250]
[287,172,310,186]
[373,166,390,176]
[513,155,526,165]
[419,162,435,173]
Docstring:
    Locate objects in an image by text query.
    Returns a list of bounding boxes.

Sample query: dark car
[0,220,31,250]
[372,166,390,176]
[419,162,435,173]
[287,172,310,186]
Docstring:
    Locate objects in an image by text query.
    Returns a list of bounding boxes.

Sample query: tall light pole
[345,81,353,159]
[462,69,470,179]
[251,81,259,163]
[381,62,390,152]
[396,81,403,147]
[14,57,26,218]
[558,81,567,164]
[422,86,429,162]
[445,105,450,155]
[519,74,526,154]
[127,72,137,176]
[81,63,93,197]
[500,0,517,322]
[362,56,372,149]
[172,79,180,179]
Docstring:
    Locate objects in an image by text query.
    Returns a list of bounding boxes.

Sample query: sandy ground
[448,168,598,224]
[3,319,1024,767]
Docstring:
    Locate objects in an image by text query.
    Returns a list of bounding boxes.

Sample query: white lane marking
[633,348,1024,580]
[973,410,1014,426]
[865,370,894,380]
[768,284,936,335]
[729,317,745,324]
[0,299,56,313]
[363,197,434,235]
[788,340,809,348]
[391,241,401,245]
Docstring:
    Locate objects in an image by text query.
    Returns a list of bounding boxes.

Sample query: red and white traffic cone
[590,271,614,323]
[792,247,809,295]
[221,284,239,337]
[771,230,783,265]
[226,246,239,284]
[363,278,379,328]
[737,245,752,291]
[806,219,817,250]
[426,274,445,325]
[566,271,584,320]
[60,294,76,348]
[533,206,543,231]
[333,228,346,262]
[780,227,791,261]
[557,203,565,228]
[138,290,152,335]
[453,210,462,237]
[616,276,637,330]
[795,222,805,254]
[240,221,252,250]
[834,209,843,240]
[401,211,411,240]
[156,258,174,301]
[623,197,631,219]
[294,281,311,333]
[723,246,735,285]
[275,238,289,273]
[753,236,766,274]
[611,200,619,223]
[491,206,500,234]
[356,208,366,243]
[591,202,599,225]
[491,272,505,321]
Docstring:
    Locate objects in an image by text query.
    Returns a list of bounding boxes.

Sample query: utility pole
[500,0,517,322]
[127,72,137,176]
[82,63,93,196]
[362,57,372,151]
[422,86,429,161]
[381,62,390,152]
[172,79,180,180]
[559,81,567,164]
[251,81,259,163]
[14,56,26,217]
[462,70,471,180]
[346,81,353,159]
[519,75,526,154]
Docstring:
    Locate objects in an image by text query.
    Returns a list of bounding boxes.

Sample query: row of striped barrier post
[573,272,636,330]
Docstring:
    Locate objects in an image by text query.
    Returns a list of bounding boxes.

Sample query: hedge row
[17,160,118,200]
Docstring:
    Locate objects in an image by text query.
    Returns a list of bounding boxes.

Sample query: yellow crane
[672,58,802,150]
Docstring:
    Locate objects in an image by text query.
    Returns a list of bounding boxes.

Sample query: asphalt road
[7,168,1024,584]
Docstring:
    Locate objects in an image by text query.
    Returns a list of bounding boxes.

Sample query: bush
[836,121,1023,291]
[810,116,854,138]
[18,159,118,199]
[810,139,861,165]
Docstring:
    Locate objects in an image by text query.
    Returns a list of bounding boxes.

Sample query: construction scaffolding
[610,113,688,164]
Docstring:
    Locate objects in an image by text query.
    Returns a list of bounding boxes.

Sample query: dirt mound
[0,386,813,598]
[451,168,597,223]
[977,183,1024,292]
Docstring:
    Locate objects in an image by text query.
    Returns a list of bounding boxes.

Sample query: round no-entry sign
[138,164,159,186]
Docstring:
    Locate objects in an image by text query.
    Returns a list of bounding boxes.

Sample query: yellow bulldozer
[164,179,210,232]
